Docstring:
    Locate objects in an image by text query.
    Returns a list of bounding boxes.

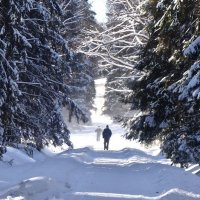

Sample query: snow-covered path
[62,148,200,200]
[1,146,200,200]
[0,78,200,200]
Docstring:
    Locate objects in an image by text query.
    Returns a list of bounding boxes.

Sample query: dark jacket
[102,128,112,140]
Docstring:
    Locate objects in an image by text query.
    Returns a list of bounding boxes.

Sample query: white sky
[89,0,107,23]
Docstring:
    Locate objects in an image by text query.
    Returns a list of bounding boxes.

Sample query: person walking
[95,126,102,142]
[102,125,112,150]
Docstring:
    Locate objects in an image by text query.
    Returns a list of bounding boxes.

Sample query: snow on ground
[0,142,200,200]
[0,78,200,200]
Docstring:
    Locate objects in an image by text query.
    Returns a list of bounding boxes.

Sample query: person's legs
[97,132,101,141]
[104,139,109,150]
[106,139,110,150]
[104,140,106,150]
[104,139,110,150]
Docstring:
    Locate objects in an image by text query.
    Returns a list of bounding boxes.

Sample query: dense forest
[0,0,97,156]
[0,0,200,166]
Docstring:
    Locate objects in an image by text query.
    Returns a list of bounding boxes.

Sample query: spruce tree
[0,0,96,157]
[125,0,200,165]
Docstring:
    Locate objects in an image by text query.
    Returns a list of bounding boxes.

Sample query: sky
[89,0,107,23]
[0,78,200,199]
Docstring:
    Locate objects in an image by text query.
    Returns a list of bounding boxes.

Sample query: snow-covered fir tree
[124,0,200,166]
[59,0,97,122]
[0,0,96,157]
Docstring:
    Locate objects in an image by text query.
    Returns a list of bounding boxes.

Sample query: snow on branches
[124,0,200,165]
[0,0,96,156]
[79,0,148,119]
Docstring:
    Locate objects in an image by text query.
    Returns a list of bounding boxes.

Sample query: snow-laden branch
[17,81,42,86]
[85,52,133,69]
[106,50,136,68]
[106,86,132,93]
[78,0,148,73]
